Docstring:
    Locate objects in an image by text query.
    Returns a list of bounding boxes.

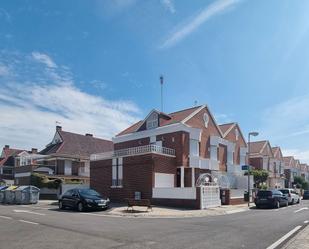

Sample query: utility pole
[160,75,164,112]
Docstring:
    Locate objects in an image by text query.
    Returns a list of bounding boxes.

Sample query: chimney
[85,133,93,137]
[56,126,62,132]
[4,145,9,149]
[31,148,38,154]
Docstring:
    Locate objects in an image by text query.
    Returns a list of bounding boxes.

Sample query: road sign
[241,165,252,171]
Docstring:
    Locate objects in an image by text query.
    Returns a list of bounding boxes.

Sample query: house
[270,147,285,188]
[14,126,113,185]
[283,156,296,188]
[248,140,284,188]
[0,145,26,185]
[90,105,253,209]
[300,164,309,181]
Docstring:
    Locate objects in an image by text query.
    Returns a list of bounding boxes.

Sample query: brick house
[14,126,113,185]
[283,156,296,188]
[248,141,284,188]
[90,105,252,208]
[0,145,27,185]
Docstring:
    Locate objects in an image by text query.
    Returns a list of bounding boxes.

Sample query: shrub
[31,173,62,189]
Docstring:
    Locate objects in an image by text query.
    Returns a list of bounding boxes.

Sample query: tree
[249,169,269,189]
[293,176,309,190]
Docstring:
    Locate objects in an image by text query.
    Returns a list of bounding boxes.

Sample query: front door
[176,168,181,187]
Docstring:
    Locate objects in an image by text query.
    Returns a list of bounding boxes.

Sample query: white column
[181,167,184,188]
[191,167,195,187]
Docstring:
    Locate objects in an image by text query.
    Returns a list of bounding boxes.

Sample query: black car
[255,190,288,209]
[303,190,309,200]
[59,188,110,211]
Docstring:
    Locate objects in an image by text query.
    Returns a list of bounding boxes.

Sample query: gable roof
[248,140,273,157]
[116,105,203,136]
[272,147,283,160]
[0,147,25,166]
[283,156,295,167]
[218,122,247,144]
[40,129,113,158]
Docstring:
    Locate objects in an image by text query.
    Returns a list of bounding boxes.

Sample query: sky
[0,0,309,163]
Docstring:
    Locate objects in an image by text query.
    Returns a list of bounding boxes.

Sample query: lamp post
[247,131,259,207]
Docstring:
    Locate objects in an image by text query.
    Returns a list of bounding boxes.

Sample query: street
[0,201,308,249]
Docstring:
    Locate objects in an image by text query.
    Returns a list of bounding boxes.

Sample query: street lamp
[247,131,259,207]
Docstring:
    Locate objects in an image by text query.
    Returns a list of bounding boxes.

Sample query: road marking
[294,207,308,213]
[266,226,302,249]
[304,220,309,224]
[13,209,46,216]
[18,220,39,225]
[0,215,12,220]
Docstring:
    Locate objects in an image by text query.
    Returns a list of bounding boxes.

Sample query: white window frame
[146,113,158,130]
[112,157,123,188]
[190,139,199,157]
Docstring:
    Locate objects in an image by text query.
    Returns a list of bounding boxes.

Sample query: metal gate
[196,173,221,209]
[200,184,221,209]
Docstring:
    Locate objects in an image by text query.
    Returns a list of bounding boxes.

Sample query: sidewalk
[106,203,250,218]
[281,225,309,249]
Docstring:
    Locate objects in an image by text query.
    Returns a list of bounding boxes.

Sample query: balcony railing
[189,156,219,170]
[90,144,175,161]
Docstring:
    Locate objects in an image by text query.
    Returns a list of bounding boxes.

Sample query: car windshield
[257,191,272,197]
[78,189,101,197]
[279,189,289,194]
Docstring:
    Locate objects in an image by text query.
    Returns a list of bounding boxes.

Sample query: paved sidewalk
[281,225,309,249]
[106,203,250,218]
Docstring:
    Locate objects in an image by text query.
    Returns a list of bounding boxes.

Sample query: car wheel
[284,201,288,207]
[59,200,65,210]
[77,202,84,212]
[256,205,261,209]
[297,198,300,204]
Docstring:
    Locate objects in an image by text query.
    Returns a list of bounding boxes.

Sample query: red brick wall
[114,137,150,150]
[56,160,64,175]
[185,106,222,159]
[218,144,227,171]
[249,157,263,170]
[153,154,177,187]
[91,155,154,201]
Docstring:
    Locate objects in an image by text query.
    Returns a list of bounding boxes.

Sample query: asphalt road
[0,201,308,249]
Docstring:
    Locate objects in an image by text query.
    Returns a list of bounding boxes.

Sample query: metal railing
[91,144,175,161]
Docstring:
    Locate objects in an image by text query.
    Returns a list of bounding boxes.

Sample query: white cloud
[215,113,233,124]
[0,51,141,151]
[159,0,241,49]
[282,149,309,164]
[260,95,309,164]
[161,0,176,14]
[32,52,57,68]
[0,64,9,76]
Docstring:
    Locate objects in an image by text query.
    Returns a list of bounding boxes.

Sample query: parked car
[278,188,300,205]
[303,190,309,200]
[255,190,288,209]
[59,188,110,212]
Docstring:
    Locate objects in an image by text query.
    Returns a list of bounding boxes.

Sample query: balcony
[90,144,176,161]
[189,156,219,170]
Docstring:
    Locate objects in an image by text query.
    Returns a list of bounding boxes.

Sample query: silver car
[279,189,300,205]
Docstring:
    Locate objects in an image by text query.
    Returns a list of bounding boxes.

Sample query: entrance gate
[196,173,221,209]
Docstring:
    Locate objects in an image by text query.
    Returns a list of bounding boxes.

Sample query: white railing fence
[91,144,175,161]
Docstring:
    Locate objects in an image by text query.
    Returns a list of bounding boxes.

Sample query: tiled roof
[40,130,113,157]
[116,106,202,136]
[283,156,294,167]
[218,123,235,137]
[0,148,25,166]
[248,141,267,154]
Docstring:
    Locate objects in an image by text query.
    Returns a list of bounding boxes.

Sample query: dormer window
[146,112,158,130]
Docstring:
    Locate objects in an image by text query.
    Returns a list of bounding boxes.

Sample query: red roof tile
[116,106,202,136]
[40,130,113,157]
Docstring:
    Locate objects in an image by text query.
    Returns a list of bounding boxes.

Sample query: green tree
[293,176,309,190]
[249,169,269,189]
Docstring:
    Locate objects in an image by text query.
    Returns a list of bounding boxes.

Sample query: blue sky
[0,0,309,163]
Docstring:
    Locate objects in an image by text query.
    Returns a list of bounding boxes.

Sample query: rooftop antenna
[55,121,61,126]
[160,75,164,112]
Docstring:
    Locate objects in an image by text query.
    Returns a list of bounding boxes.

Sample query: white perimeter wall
[154,173,174,188]
[152,187,196,199]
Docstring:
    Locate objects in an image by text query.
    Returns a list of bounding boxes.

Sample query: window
[112,158,123,187]
[203,113,209,128]
[146,112,158,130]
[190,139,199,156]
[235,128,239,141]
